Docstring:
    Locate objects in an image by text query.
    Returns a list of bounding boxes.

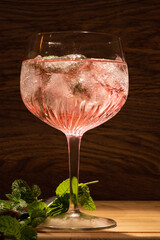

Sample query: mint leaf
[0,178,97,239]
[72,177,78,195]
[11,199,27,212]
[27,202,47,216]
[30,212,46,228]
[0,216,21,240]
[29,207,47,228]
[20,225,37,240]
[56,178,70,196]
[48,194,69,216]
[6,193,16,201]
[11,179,34,203]
[55,178,97,212]
[0,200,11,211]
[42,55,58,59]
[32,185,41,199]
[27,202,47,227]
[79,195,96,211]
[12,190,21,200]
[78,183,96,211]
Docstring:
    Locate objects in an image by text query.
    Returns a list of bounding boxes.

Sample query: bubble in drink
[20,55,128,136]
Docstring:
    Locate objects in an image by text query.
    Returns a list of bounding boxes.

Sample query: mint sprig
[50,178,97,212]
[0,216,21,240]
[20,225,37,240]
[56,178,70,196]
[11,179,41,203]
[0,216,37,240]
[0,178,98,239]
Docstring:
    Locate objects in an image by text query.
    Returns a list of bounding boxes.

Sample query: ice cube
[21,60,41,99]
[41,54,86,73]
[35,55,43,60]
[60,54,86,60]
[90,60,128,95]
[115,55,123,62]
[69,61,107,104]
[42,54,86,60]
[43,72,73,109]
[21,57,52,101]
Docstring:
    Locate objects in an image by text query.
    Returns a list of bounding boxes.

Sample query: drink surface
[20,55,128,136]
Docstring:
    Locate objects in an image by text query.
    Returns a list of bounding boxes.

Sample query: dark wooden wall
[0,0,160,200]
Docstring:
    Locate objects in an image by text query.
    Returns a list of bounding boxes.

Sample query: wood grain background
[0,0,160,200]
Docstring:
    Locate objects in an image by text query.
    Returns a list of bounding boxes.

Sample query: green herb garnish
[0,179,98,239]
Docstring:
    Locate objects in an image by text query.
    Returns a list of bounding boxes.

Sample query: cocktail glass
[20,31,129,230]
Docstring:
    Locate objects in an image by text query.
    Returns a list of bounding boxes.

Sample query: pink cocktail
[21,57,128,136]
[20,32,129,230]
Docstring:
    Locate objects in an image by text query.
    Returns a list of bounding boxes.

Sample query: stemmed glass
[20,31,129,230]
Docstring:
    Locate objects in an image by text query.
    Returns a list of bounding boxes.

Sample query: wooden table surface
[38,201,160,239]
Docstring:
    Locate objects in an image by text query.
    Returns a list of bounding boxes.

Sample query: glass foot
[37,211,117,231]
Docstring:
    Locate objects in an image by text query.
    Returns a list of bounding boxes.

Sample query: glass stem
[66,135,82,213]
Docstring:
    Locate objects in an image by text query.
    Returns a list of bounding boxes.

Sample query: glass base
[37,210,117,231]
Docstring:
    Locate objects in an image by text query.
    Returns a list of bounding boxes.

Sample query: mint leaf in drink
[56,178,70,196]
[42,54,86,60]
[42,55,58,59]
[0,216,21,240]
